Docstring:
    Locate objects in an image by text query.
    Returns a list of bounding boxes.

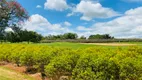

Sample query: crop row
[0,44,142,80]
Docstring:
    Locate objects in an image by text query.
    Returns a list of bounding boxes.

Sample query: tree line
[2,28,114,43]
[44,33,114,40]
[6,26,42,43]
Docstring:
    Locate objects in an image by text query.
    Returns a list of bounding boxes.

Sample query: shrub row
[0,44,142,80]
[41,39,142,43]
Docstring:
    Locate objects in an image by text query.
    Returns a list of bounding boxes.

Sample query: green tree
[89,34,114,39]
[79,36,86,40]
[0,0,28,41]
[63,33,78,39]
[27,31,42,43]
[6,27,43,43]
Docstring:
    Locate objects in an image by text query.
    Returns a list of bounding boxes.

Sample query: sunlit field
[1,0,142,80]
[1,43,142,80]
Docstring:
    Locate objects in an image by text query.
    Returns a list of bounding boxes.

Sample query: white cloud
[125,7,142,15]
[64,21,72,27]
[77,26,92,31]
[44,0,68,11]
[77,7,142,38]
[22,6,142,38]
[36,5,42,8]
[22,14,72,36]
[68,1,120,21]
[5,28,13,32]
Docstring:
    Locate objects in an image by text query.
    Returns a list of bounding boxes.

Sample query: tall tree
[0,0,28,41]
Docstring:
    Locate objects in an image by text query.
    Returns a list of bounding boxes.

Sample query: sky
[16,0,142,38]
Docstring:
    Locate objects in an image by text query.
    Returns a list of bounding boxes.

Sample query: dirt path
[82,43,137,46]
[0,63,42,80]
[0,66,35,80]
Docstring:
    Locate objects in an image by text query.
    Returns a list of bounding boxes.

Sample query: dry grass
[0,63,42,80]
[0,66,34,80]
[81,43,137,46]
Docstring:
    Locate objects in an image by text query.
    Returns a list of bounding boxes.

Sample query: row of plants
[41,39,142,43]
[0,44,142,80]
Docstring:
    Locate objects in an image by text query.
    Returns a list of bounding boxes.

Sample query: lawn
[0,66,35,80]
[36,42,141,49]
[2,42,142,49]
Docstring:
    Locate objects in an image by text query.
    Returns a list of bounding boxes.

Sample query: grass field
[36,42,142,49]
[0,66,35,80]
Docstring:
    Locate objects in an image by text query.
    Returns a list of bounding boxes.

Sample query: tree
[6,26,43,43]
[79,36,86,40]
[26,31,43,43]
[0,0,28,41]
[45,33,78,40]
[0,0,9,41]
[89,34,114,39]
[6,31,20,42]
[63,33,78,39]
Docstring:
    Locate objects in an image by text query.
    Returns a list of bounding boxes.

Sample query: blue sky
[17,0,142,38]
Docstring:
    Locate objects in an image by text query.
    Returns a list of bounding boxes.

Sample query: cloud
[125,7,142,15]
[22,14,73,36]
[36,5,42,8]
[77,7,142,38]
[68,1,120,21]
[64,21,72,27]
[77,26,92,31]
[5,28,13,32]
[44,0,68,11]
[22,6,142,38]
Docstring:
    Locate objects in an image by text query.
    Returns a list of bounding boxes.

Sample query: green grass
[36,42,139,49]
[0,66,35,80]
[37,42,104,49]
[121,42,142,45]
[3,42,142,49]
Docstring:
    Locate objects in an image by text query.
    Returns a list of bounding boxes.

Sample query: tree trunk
[40,64,46,80]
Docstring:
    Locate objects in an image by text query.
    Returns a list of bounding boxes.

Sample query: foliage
[89,34,114,39]
[79,36,86,40]
[45,33,78,40]
[63,33,78,39]
[6,27,43,43]
[0,0,28,41]
[0,44,142,80]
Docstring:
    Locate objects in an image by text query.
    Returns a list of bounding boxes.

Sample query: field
[38,42,142,48]
[0,42,142,80]
[0,66,35,80]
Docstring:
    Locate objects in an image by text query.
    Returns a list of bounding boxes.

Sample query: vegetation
[79,36,86,40]
[6,26,42,43]
[44,34,113,40]
[41,39,142,43]
[89,34,114,39]
[45,33,78,40]
[0,44,142,80]
[0,0,28,42]
[0,1,142,80]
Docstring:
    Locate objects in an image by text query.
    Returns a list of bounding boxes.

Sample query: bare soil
[0,63,42,80]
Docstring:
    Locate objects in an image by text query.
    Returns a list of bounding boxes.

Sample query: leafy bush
[0,44,142,80]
